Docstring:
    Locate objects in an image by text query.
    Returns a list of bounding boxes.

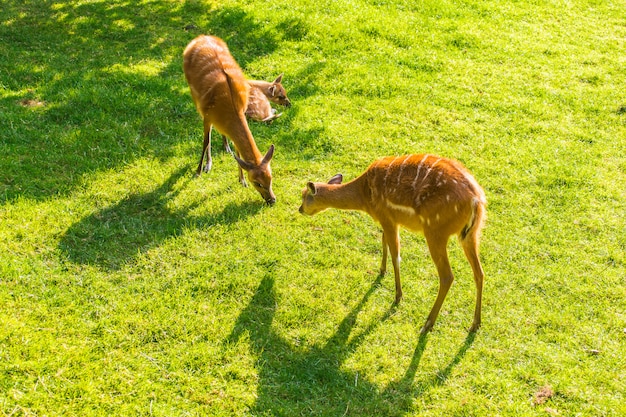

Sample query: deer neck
[317,176,369,212]
[230,113,263,164]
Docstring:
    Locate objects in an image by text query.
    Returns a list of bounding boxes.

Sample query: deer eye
[254,182,264,189]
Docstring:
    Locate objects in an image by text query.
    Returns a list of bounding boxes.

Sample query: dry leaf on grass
[533,385,554,405]
[19,99,45,108]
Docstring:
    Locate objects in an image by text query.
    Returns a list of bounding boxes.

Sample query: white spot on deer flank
[386,200,416,215]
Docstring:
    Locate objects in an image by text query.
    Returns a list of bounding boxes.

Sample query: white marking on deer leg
[386,200,416,215]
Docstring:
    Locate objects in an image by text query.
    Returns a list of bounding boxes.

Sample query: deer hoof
[394,293,403,305]
[420,320,434,334]
[468,321,481,333]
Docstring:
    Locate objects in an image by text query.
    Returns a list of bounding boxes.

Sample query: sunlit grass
[1,0,625,416]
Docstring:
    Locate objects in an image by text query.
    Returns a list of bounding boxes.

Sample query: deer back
[183,35,255,154]
[365,154,486,236]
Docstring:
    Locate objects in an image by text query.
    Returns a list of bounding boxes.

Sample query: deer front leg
[380,231,388,276]
[382,224,402,304]
[262,110,282,123]
[222,134,233,154]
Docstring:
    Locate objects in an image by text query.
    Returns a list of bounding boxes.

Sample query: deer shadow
[226,274,477,415]
[58,166,263,270]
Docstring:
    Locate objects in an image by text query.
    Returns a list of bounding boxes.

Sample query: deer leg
[222,133,233,154]
[235,150,248,187]
[196,124,213,176]
[382,224,402,304]
[421,233,454,334]
[262,111,282,123]
[380,231,388,276]
[460,234,484,332]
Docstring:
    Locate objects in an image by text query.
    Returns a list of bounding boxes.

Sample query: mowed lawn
[1,0,625,415]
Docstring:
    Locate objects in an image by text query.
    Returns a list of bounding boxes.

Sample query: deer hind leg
[422,233,454,334]
[460,233,484,332]
[196,123,213,176]
[382,224,402,304]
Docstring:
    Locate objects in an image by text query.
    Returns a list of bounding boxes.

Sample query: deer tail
[460,197,486,242]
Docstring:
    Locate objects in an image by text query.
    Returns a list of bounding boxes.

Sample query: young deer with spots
[299,154,486,333]
[245,74,291,123]
[183,35,276,204]
[208,76,291,155]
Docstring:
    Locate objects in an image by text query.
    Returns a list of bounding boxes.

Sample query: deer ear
[273,74,283,84]
[307,182,317,195]
[328,174,343,184]
[261,144,275,165]
[234,153,254,171]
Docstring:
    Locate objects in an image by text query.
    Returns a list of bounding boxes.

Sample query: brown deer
[299,154,486,333]
[245,75,291,123]
[217,76,291,154]
[183,35,276,204]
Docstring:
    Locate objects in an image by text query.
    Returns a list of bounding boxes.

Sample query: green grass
[1,0,625,415]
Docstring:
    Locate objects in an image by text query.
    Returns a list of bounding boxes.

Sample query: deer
[217,75,292,154]
[299,154,487,333]
[183,35,276,205]
[245,74,291,123]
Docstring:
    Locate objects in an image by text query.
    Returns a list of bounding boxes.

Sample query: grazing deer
[183,35,276,204]
[299,154,486,333]
[245,74,291,123]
